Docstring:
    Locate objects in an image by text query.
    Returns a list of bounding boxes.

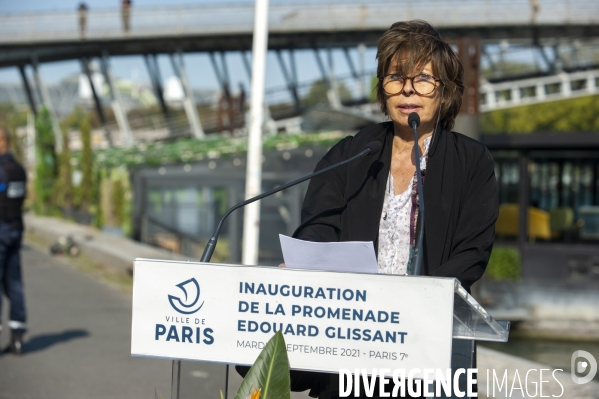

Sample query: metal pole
[275,50,300,111]
[101,52,134,147]
[81,58,113,146]
[518,152,530,255]
[327,47,341,109]
[31,56,63,153]
[357,43,366,99]
[209,52,225,89]
[242,51,275,134]
[170,360,181,399]
[242,0,269,265]
[144,54,169,119]
[241,51,252,81]
[225,364,230,399]
[170,51,205,138]
[289,49,298,88]
[26,111,36,168]
[18,65,37,117]
[342,47,360,100]
[220,52,231,88]
[313,47,340,109]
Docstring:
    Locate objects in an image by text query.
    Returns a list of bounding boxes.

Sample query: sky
[0,0,379,101]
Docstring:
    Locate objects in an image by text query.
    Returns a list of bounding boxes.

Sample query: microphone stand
[196,144,378,399]
[200,144,378,263]
[197,142,381,399]
[410,118,425,277]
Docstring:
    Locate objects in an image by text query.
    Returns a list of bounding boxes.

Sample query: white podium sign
[131,259,455,376]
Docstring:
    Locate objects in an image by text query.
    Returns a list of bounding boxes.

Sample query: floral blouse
[377,136,431,275]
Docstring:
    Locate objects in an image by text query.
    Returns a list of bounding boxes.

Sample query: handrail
[0,1,597,44]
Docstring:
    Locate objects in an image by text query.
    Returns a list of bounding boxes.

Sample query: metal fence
[0,1,598,43]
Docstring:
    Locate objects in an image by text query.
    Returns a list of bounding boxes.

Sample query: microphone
[408,112,420,129]
[200,141,383,263]
[408,112,425,276]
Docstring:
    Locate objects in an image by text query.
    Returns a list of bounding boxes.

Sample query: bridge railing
[0,1,598,43]
[480,68,599,112]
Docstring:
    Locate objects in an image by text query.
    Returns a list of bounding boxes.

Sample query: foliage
[486,246,521,281]
[91,167,104,229]
[107,167,132,234]
[79,117,94,211]
[111,179,125,227]
[74,130,345,170]
[234,330,290,399]
[370,75,379,103]
[61,107,88,131]
[0,104,28,163]
[301,79,352,107]
[34,107,58,215]
[55,123,73,210]
[481,61,539,80]
[480,95,599,134]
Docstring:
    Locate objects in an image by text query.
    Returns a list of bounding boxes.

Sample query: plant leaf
[234,330,290,399]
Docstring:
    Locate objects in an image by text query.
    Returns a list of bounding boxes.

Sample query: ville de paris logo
[168,278,204,314]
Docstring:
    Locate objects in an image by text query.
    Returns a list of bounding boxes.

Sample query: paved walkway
[0,218,309,399]
[0,242,174,398]
[24,214,189,274]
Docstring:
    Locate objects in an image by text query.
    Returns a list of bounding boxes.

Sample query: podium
[131,259,509,399]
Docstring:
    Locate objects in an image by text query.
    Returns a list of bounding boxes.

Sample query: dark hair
[375,20,464,130]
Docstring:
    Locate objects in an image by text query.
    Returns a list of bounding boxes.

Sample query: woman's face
[383,60,443,134]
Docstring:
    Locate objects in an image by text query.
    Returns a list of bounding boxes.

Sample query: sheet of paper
[279,234,379,274]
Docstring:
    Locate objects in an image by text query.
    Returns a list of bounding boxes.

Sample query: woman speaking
[290,19,498,398]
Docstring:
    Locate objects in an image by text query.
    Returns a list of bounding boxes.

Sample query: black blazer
[293,121,498,292]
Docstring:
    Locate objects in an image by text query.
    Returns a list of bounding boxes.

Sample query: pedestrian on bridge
[78,2,88,39]
[121,0,132,34]
[0,127,27,355]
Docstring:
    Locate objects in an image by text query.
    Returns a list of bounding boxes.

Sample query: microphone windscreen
[408,112,420,128]
[365,141,383,155]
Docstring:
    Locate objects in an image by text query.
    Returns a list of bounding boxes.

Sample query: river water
[481,338,599,382]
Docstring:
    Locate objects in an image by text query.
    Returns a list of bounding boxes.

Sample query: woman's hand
[278,263,286,268]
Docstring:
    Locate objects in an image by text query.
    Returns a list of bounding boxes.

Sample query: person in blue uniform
[0,126,27,355]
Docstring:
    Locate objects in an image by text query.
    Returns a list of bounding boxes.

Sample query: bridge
[1,0,598,67]
[1,0,598,146]
[481,68,599,112]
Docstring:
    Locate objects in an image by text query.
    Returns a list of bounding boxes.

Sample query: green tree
[301,79,353,107]
[481,95,599,134]
[79,117,93,212]
[34,108,58,215]
[486,246,521,281]
[91,167,104,229]
[54,125,73,211]
[370,75,379,103]
[0,104,28,163]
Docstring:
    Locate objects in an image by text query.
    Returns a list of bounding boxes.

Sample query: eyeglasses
[380,73,443,96]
